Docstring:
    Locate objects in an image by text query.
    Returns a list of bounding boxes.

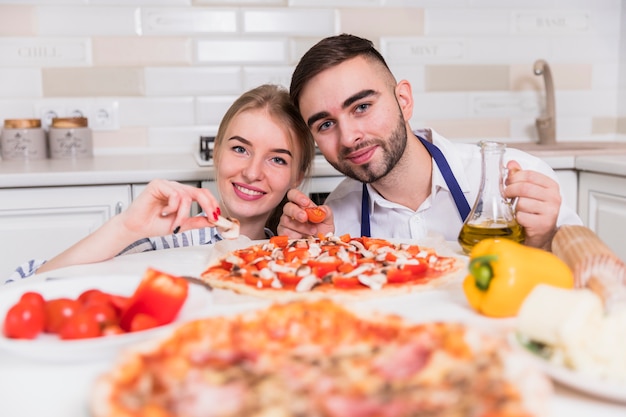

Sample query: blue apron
[360,135,470,237]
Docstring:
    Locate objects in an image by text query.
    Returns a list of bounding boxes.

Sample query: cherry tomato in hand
[305,207,326,223]
[3,301,45,339]
[44,298,81,334]
[59,311,102,340]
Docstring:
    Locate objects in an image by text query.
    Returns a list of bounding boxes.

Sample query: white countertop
[0,243,625,417]
[0,154,344,188]
[0,150,623,190]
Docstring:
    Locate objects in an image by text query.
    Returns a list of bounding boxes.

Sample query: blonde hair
[212,84,315,233]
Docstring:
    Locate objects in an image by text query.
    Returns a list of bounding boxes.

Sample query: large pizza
[200,234,464,301]
[91,299,551,417]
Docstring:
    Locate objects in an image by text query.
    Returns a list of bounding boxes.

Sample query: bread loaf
[552,225,626,310]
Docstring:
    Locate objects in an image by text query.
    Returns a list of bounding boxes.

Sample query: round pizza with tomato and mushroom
[200,234,464,301]
[91,299,551,417]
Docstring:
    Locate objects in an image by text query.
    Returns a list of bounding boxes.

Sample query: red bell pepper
[119,268,189,332]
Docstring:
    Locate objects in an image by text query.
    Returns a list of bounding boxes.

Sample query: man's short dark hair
[290,34,391,110]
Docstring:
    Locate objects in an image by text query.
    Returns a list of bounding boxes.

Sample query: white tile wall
[118,97,195,126]
[196,38,288,64]
[0,69,43,98]
[0,37,91,67]
[0,0,623,154]
[144,67,242,96]
[141,8,237,35]
[36,7,140,36]
[243,8,337,35]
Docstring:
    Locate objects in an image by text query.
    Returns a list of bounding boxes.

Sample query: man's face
[297,56,408,183]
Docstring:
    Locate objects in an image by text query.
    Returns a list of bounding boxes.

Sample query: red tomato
[244,272,274,288]
[19,292,45,309]
[77,289,111,307]
[59,311,101,340]
[305,206,326,223]
[386,268,413,283]
[269,235,289,248]
[283,247,309,263]
[129,313,160,332]
[101,324,124,336]
[81,303,118,327]
[403,262,427,277]
[107,294,130,314]
[332,275,362,289]
[3,301,45,339]
[308,258,341,278]
[118,268,188,332]
[44,298,81,334]
[276,272,303,287]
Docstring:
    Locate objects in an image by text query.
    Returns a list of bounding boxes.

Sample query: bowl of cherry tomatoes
[0,269,214,361]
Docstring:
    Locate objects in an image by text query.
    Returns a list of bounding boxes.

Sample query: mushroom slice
[214,216,240,239]
[295,274,321,292]
[358,273,387,291]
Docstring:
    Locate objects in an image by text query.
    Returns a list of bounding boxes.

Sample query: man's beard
[330,114,408,184]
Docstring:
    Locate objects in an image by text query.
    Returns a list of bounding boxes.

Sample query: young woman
[6,84,315,282]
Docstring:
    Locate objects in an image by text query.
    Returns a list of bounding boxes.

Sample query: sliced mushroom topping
[268,261,296,275]
[271,247,284,260]
[295,274,321,292]
[336,248,352,264]
[258,268,276,280]
[271,277,283,289]
[358,273,387,290]
[308,243,322,258]
[251,255,271,266]
[349,240,374,259]
[225,254,243,266]
[342,263,374,278]
[296,264,312,277]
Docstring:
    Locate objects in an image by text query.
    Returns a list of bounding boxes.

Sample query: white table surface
[1,243,625,417]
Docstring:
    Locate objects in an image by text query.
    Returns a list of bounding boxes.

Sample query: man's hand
[278,189,335,238]
[504,160,560,250]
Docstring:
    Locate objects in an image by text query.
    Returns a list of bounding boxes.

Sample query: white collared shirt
[325,129,582,241]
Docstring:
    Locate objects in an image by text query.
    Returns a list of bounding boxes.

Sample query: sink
[505,141,626,155]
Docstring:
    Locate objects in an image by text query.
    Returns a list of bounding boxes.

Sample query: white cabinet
[0,185,131,280]
[554,169,578,213]
[578,172,626,262]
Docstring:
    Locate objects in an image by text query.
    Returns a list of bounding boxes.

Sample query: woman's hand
[504,161,560,250]
[278,189,335,238]
[121,179,221,238]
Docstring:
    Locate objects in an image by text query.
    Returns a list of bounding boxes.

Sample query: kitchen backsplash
[0,0,625,156]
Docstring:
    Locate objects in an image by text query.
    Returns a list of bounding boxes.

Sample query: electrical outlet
[33,99,120,131]
[90,100,119,131]
[34,101,66,130]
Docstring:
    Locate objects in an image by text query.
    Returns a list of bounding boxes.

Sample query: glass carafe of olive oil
[458,141,525,254]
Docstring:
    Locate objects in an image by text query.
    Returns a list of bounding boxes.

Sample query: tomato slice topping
[308,258,341,278]
[332,275,362,289]
[243,272,274,288]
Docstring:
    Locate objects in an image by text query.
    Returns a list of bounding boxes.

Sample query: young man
[279,34,581,250]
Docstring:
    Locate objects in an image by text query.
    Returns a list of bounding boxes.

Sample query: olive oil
[458,221,525,254]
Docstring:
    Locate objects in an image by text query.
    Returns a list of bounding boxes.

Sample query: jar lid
[51,117,89,128]
[3,119,42,129]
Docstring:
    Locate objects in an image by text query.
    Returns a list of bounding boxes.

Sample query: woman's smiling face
[215,108,300,224]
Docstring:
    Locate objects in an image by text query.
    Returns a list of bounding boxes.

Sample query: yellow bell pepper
[462,238,574,318]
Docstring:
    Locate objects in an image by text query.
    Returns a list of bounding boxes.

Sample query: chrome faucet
[533,59,556,145]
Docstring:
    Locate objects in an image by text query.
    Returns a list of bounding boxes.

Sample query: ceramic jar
[1,119,47,160]
[48,117,93,159]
